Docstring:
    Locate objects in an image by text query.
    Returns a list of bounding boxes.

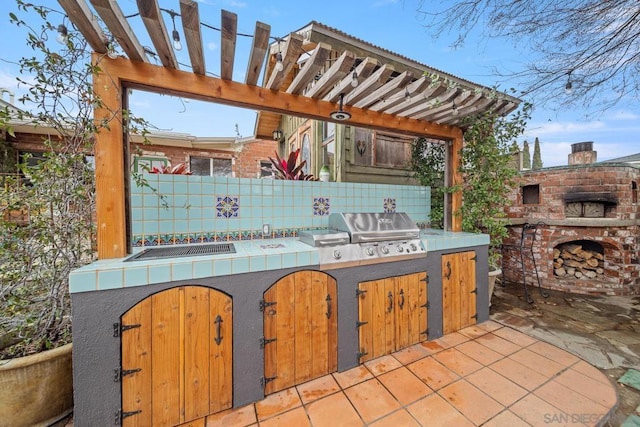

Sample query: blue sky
[0,0,638,167]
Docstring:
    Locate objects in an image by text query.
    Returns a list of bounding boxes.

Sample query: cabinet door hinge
[420,275,429,284]
[356,288,368,297]
[356,321,368,328]
[421,301,430,309]
[471,288,478,294]
[114,409,141,425]
[357,351,369,359]
[113,367,141,382]
[259,337,277,349]
[261,376,277,387]
[259,299,276,312]
[113,322,141,337]
[421,328,429,336]
[471,313,478,320]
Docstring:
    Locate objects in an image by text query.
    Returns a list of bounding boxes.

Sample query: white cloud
[207,41,219,52]
[0,71,19,90]
[608,109,640,120]
[525,120,605,138]
[521,111,640,167]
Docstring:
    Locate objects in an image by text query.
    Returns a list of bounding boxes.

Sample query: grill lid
[298,229,350,247]
[328,212,419,243]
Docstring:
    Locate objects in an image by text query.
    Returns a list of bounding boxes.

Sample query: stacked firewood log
[553,243,605,279]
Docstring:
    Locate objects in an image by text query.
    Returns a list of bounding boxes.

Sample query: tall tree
[522,140,531,169]
[417,1,640,114]
[532,137,543,169]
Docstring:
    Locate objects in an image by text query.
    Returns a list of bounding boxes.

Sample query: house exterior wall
[5,131,277,179]
[502,164,640,295]
[280,118,422,185]
[2,131,61,163]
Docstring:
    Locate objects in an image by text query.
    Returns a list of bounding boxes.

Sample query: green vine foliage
[411,138,445,228]
[412,101,532,268]
[0,2,150,358]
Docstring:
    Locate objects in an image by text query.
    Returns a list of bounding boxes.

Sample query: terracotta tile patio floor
[201,320,617,427]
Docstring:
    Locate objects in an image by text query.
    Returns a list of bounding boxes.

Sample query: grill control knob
[333,249,342,260]
[381,246,390,254]
[366,247,375,256]
[410,243,418,252]
[396,245,404,253]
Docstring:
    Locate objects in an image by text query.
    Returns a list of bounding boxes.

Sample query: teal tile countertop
[69,230,488,293]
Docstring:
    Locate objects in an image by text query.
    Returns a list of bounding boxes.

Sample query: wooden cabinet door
[395,272,428,350]
[263,271,338,395]
[442,251,477,334]
[358,277,395,362]
[121,286,232,427]
[358,272,428,363]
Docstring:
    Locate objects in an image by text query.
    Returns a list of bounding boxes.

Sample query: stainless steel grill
[299,212,426,269]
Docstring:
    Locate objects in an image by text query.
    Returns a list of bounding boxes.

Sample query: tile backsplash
[131,175,431,247]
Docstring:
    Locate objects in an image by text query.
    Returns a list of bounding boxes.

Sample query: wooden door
[358,277,395,362]
[358,272,428,363]
[263,271,338,395]
[121,286,232,427]
[442,251,477,334]
[395,272,428,350]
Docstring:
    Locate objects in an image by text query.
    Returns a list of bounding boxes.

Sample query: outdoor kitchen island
[69,176,490,426]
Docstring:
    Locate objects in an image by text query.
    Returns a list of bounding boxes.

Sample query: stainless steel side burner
[299,212,426,269]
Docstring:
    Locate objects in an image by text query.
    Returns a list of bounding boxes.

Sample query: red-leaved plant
[149,162,191,175]
[268,149,317,180]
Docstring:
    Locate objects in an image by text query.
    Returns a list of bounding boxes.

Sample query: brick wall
[234,139,278,178]
[132,139,277,178]
[9,131,277,179]
[502,164,640,295]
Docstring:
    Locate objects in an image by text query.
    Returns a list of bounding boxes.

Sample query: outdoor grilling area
[69,176,490,425]
[56,3,510,423]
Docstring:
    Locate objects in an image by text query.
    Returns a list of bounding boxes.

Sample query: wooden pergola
[58,0,520,259]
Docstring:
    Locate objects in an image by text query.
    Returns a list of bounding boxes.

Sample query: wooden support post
[93,53,127,259]
[449,130,464,232]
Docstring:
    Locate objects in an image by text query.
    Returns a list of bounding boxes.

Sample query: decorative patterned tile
[384,198,396,213]
[313,197,330,216]
[216,195,240,218]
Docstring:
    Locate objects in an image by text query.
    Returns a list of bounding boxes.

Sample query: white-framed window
[300,133,311,174]
[259,160,274,178]
[133,156,167,173]
[190,156,233,177]
[322,121,335,141]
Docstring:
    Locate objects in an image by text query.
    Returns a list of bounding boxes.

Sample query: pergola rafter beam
[59,0,108,54]
[220,10,237,80]
[180,0,205,75]
[136,0,178,69]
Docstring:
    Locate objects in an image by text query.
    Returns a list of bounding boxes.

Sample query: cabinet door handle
[445,261,452,280]
[325,294,332,319]
[399,289,405,309]
[214,315,223,345]
[387,291,393,312]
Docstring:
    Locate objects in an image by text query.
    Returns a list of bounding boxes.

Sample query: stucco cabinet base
[70,245,488,426]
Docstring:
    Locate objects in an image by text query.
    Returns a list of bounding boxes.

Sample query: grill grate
[125,243,236,261]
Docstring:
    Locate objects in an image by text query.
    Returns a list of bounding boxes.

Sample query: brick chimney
[568,141,597,165]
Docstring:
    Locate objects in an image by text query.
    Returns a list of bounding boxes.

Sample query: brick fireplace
[502,142,640,296]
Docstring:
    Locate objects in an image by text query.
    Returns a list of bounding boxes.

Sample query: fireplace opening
[553,240,604,280]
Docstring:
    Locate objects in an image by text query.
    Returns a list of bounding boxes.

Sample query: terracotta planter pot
[0,343,73,427]
[488,267,502,307]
